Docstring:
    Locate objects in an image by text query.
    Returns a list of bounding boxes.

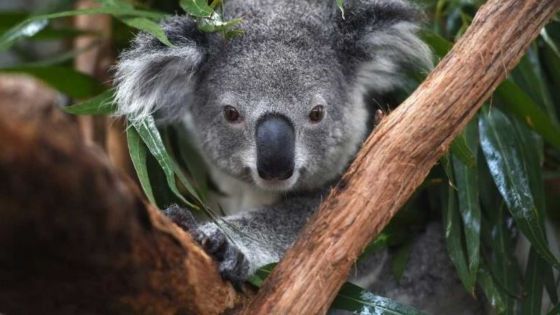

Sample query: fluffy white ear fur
[114,45,204,122]
[354,20,433,97]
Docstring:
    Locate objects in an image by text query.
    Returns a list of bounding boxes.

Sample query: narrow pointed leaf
[64,89,115,115]
[133,117,198,210]
[127,127,157,205]
[121,17,173,47]
[0,7,164,51]
[336,0,345,18]
[452,119,481,287]
[495,80,560,150]
[521,248,544,315]
[179,0,214,17]
[479,107,559,268]
[1,66,104,98]
[451,132,476,168]
[332,282,429,315]
[478,266,507,313]
[442,155,475,292]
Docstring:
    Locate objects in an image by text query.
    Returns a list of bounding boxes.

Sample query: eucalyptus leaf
[478,266,507,313]
[442,155,475,292]
[479,107,559,268]
[127,127,157,205]
[332,282,429,315]
[495,79,560,150]
[511,49,558,125]
[179,0,214,18]
[122,17,174,47]
[521,248,544,315]
[336,0,345,18]
[64,89,115,115]
[133,117,199,210]
[451,119,481,290]
[0,7,164,51]
[1,66,104,98]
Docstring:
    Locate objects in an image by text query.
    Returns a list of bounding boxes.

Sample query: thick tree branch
[243,0,560,314]
[0,75,245,315]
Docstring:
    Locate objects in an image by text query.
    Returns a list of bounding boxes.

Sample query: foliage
[1,0,559,314]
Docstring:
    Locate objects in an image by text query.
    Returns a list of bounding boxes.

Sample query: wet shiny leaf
[332,282,429,315]
[479,107,559,268]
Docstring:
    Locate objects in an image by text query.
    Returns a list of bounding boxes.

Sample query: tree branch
[0,75,246,315]
[243,0,560,314]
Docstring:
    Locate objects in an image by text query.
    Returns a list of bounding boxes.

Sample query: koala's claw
[163,205,250,284]
[199,226,250,284]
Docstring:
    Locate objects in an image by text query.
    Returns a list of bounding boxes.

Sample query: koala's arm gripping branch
[243,0,560,314]
[0,75,246,315]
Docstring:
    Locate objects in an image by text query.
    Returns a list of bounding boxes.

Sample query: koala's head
[115,0,431,192]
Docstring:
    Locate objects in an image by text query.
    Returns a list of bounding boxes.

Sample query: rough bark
[0,75,245,315]
[243,0,560,314]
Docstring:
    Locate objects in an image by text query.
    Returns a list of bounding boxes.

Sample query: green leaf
[121,17,173,47]
[451,119,481,290]
[0,7,164,51]
[450,132,476,168]
[442,155,475,292]
[481,202,522,314]
[391,242,412,281]
[421,31,452,58]
[336,0,345,18]
[251,264,428,314]
[127,127,157,205]
[133,117,199,210]
[548,303,560,315]
[332,282,429,315]
[495,79,560,150]
[0,66,104,98]
[479,106,559,269]
[64,89,115,115]
[478,266,507,313]
[511,48,558,126]
[179,0,214,18]
[196,13,243,36]
[521,248,545,315]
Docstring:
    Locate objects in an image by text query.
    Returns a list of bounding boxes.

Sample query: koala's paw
[163,206,250,284]
[198,224,250,284]
[163,205,203,239]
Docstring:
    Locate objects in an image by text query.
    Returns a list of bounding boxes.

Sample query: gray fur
[115,0,480,313]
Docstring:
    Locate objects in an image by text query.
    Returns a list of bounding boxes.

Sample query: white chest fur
[207,165,280,215]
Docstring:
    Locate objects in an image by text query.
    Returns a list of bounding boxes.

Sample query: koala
[115,0,482,313]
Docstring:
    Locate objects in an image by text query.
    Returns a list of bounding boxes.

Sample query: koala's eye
[308,105,325,123]
[223,105,241,123]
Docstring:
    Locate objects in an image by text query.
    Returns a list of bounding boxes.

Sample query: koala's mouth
[250,168,300,192]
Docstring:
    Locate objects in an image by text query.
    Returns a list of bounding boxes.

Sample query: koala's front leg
[165,193,321,283]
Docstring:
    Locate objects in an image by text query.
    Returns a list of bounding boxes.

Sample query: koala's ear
[336,0,433,95]
[114,16,207,122]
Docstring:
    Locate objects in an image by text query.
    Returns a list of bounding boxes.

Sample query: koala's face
[115,1,431,193]
[189,35,368,192]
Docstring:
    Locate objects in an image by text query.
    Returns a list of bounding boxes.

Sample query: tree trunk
[242,0,560,314]
[0,75,246,315]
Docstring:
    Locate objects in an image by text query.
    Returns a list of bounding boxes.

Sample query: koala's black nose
[256,114,295,180]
